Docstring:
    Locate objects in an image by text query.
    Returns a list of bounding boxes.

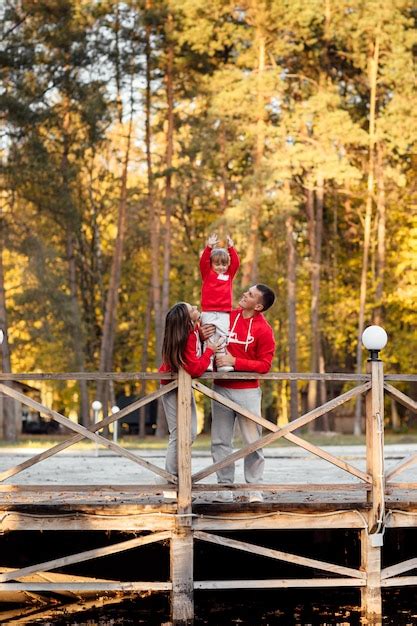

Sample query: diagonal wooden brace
[0,382,176,483]
[192,382,371,482]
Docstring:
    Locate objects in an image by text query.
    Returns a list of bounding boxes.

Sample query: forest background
[1,0,416,441]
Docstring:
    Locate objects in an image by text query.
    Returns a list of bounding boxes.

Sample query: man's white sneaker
[217,365,234,372]
[212,491,234,503]
[248,491,263,503]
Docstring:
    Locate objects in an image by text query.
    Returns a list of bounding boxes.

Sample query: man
[201,283,276,503]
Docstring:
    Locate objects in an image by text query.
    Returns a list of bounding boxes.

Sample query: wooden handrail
[0,371,371,382]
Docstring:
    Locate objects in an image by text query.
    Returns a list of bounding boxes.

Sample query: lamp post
[362,325,388,361]
[362,325,387,544]
[91,400,102,457]
[111,405,120,443]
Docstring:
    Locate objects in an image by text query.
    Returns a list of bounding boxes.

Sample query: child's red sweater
[199,246,240,312]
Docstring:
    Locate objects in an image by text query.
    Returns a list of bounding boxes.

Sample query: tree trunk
[241,29,265,287]
[354,35,379,435]
[307,174,325,428]
[60,100,90,426]
[145,0,162,368]
[0,225,15,441]
[373,146,385,325]
[66,232,90,426]
[139,290,152,438]
[285,212,298,421]
[96,107,133,414]
[161,10,174,323]
[219,125,229,213]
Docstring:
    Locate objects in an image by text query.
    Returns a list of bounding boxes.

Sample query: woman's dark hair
[162,303,193,372]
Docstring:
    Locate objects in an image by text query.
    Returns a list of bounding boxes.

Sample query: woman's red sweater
[159,329,214,383]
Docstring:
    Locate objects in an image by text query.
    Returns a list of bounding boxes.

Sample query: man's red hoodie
[216,308,275,389]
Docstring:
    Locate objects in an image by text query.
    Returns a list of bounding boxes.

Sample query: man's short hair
[256,284,276,311]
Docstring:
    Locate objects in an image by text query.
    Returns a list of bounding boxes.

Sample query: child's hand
[207,336,224,351]
[226,234,234,247]
[207,233,219,248]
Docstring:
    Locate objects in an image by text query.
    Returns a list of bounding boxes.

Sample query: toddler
[200,233,240,372]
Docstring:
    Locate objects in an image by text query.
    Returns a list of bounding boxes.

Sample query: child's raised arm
[207,233,219,248]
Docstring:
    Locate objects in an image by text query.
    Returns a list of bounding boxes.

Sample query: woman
[159,302,221,479]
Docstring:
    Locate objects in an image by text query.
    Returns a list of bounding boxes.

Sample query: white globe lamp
[91,400,102,412]
[0,330,4,345]
[362,325,388,361]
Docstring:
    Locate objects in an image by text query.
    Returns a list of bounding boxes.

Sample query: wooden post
[171,530,194,625]
[170,368,193,624]
[362,357,384,620]
[361,529,382,620]
[365,359,385,532]
[176,368,193,520]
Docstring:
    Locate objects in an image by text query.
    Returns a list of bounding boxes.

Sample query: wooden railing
[0,367,416,517]
[0,366,417,623]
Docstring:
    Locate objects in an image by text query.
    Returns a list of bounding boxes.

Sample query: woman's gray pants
[161,388,198,476]
[211,385,264,484]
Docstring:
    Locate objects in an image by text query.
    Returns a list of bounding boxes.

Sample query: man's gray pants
[161,388,197,476]
[211,385,264,484]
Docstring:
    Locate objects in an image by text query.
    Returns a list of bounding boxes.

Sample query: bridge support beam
[361,529,382,622]
[171,368,194,624]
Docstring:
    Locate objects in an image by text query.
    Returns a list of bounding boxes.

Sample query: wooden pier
[0,362,416,624]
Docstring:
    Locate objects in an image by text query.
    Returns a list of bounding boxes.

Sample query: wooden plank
[0,372,371,382]
[204,373,370,382]
[381,576,417,587]
[194,578,365,589]
[0,484,173,493]
[192,483,369,492]
[194,511,367,531]
[0,512,175,532]
[177,369,192,522]
[0,531,171,582]
[381,557,417,580]
[367,361,385,533]
[384,375,417,382]
[360,529,382,619]
[0,582,171,591]
[171,530,193,624]
[386,482,417,490]
[384,382,417,414]
[0,382,176,484]
[194,531,365,579]
[0,372,175,381]
[0,567,122,585]
[192,382,371,482]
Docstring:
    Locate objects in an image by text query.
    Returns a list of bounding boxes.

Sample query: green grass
[1,430,417,450]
